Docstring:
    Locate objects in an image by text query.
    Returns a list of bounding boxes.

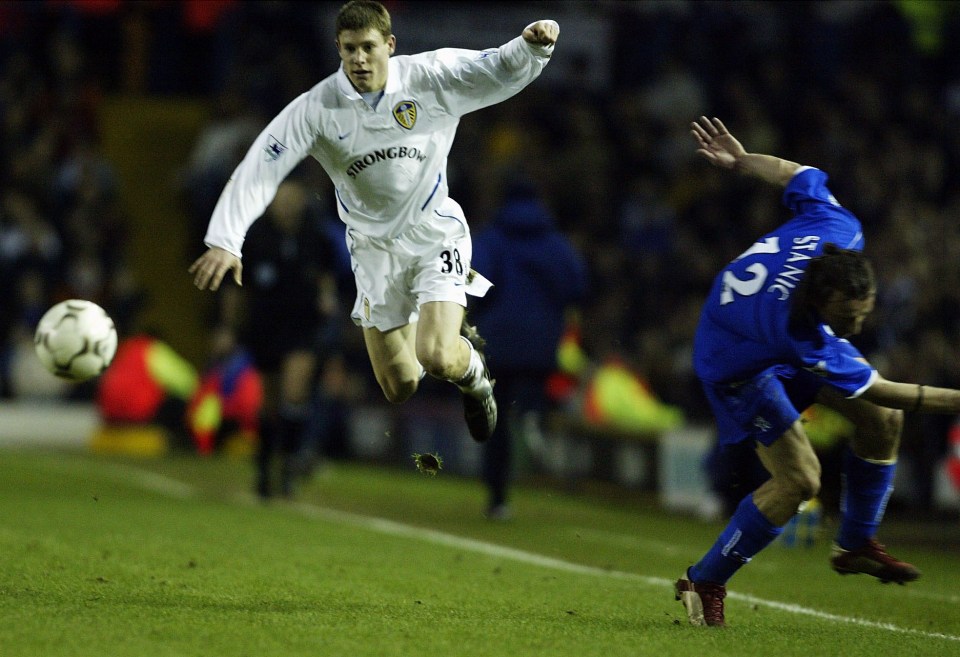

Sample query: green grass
[2,447,959,656]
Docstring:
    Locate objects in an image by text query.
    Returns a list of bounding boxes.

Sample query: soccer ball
[34,299,118,382]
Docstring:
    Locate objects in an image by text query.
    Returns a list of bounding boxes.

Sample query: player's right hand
[189,246,242,291]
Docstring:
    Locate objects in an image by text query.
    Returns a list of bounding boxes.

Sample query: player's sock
[836,449,895,550]
[689,493,783,585]
[278,402,312,495]
[278,402,310,454]
[454,336,490,397]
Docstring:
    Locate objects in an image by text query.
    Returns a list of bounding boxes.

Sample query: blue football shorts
[701,364,824,447]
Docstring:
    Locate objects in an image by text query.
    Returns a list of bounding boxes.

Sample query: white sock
[455,336,490,396]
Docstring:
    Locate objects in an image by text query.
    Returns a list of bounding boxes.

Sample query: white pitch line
[901,589,960,605]
[283,500,960,643]
[32,454,196,500]
[569,526,684,553]
[95,462,197,499]
[565,526,778,574]
[120,466,960,643]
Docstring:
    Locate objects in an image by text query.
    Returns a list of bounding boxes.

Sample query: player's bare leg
[754,421,822,526]
[417,301,497,442]
[415,301,469,380]
[364,323,422,404]
[678,421,817,627]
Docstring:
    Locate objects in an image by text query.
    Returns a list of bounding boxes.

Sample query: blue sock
[836,449,895,550]
[689,493,783,585]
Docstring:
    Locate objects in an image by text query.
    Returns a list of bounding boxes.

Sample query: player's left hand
[523,20,559,47]
[691,116,745,170]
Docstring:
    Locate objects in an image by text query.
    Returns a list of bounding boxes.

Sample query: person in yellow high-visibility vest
[96,332,198,448]
[188,329,263,456]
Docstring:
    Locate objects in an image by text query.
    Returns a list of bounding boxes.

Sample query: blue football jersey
[693,167,876,397]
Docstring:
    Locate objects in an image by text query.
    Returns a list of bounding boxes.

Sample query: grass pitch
[2,447,959,656]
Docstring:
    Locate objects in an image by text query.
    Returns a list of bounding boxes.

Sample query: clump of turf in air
[413,452,443,475]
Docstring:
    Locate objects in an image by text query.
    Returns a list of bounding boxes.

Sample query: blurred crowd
[3,1,960,510]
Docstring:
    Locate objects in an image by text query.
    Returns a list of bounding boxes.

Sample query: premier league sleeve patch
[393,100,417,130]
[263,134,287,161]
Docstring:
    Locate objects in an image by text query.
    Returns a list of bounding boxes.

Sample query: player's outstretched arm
[691,116,802,188]
[189,246,242,292]
[522,20,559,46]
[862,375,960,414]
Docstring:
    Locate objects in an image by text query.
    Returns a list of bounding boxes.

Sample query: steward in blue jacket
[470,180,587,518]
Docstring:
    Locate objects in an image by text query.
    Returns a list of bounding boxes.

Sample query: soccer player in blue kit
[676,116,960,627]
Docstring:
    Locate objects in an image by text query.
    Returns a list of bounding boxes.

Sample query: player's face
[336,28,395,93]
[818,290,876,337]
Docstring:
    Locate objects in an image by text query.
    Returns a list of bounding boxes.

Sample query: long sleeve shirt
[204,27,555,257]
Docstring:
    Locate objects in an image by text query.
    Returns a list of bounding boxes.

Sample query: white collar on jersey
[336,58,402,100]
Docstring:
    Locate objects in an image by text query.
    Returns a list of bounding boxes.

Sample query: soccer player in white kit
[189,0,559,443]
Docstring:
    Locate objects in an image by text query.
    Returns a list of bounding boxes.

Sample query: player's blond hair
[336,1,392,39]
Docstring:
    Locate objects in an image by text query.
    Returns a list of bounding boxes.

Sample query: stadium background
[2,0,960,514]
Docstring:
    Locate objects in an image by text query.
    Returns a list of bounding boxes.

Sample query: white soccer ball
[34,299,118,382]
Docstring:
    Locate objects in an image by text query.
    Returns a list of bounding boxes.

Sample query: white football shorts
[348,197,487,331]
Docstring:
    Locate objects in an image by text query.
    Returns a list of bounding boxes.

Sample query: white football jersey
[204,27,556,257]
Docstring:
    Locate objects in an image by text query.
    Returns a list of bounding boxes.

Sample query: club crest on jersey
[393,101,417,130]
[264,135,287,161]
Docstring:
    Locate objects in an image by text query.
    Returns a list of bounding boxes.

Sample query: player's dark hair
[790,243,875,324]
[336,1,392,38]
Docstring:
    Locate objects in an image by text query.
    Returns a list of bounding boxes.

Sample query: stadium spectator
[187,325,263,456]
[5,267,68,399]
[947,418,960,493]
[215,177,340,499]
[188,1,560,451]
[470,177,588,519]
[675,116,960,627]
[0,189,63,397]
